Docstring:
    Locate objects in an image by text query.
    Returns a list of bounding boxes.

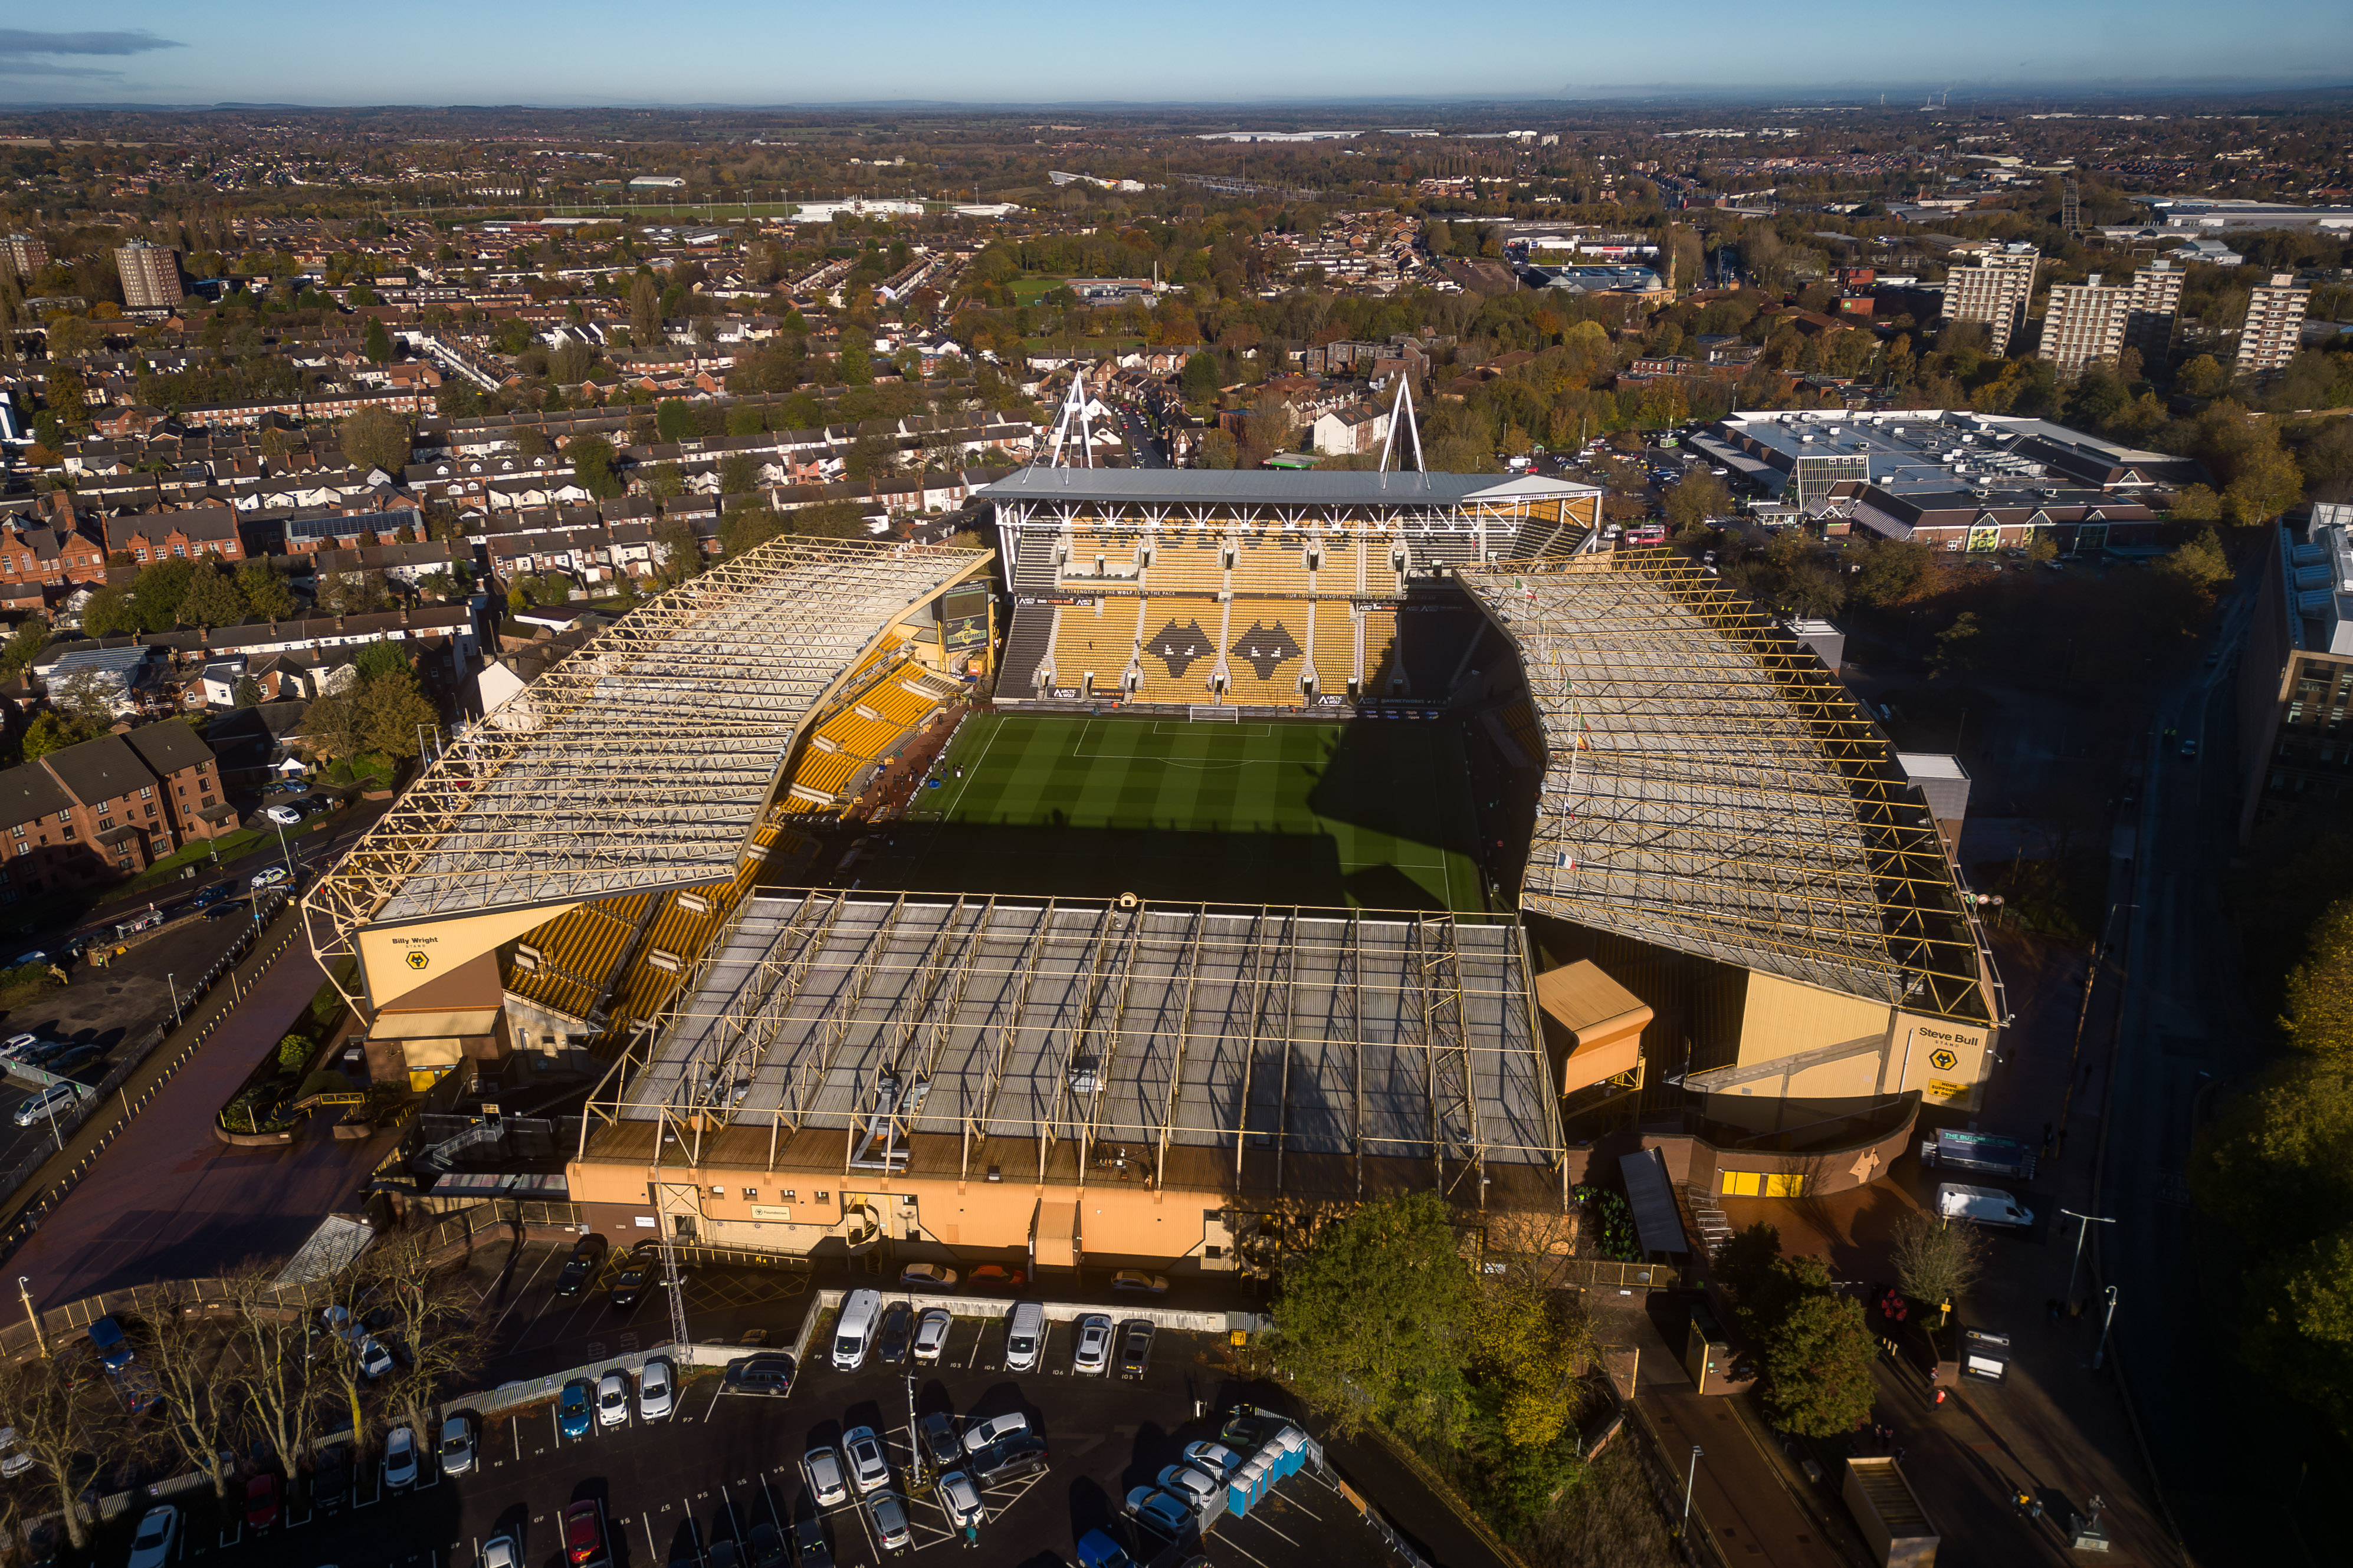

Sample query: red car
[967,1264,1027,1291]
[563,1499,607,1567]
[244,1472,280,1531]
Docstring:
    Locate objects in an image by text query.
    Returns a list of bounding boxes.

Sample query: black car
[721,1352,797,1397]
[609,1241,659,1311]
[308,1445,349,1510]
[1116,1320,1155,1381]
[971,1432,1050,1488]
[916,1411,960,1472]
[191,883,231,909]
[792,1517,833,1568]
[875,1302,913,1365]
[745,1521,787,1568]
[553,1233,610,1297]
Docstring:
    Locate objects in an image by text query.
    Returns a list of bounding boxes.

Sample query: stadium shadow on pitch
[900,820,1460,910]
[1301,716,1479,850]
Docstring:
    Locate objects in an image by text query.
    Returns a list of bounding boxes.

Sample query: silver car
[1071,1313,1112,1376]
[844,1425,890,1495]
[802,1445,848,1507]
[438,1413,475,1475]
[868,1491,911,1553]
[937,1470,984,1530]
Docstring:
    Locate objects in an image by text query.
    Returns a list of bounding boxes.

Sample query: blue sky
[2,5,2349,106]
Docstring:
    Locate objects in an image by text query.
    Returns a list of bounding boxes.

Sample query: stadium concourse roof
[977,467,1594,511]
[306,537,989,1008]
[593,890,1563,1185]
[1462,554,1988,1021]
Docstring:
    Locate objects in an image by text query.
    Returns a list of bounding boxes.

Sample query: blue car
[557,1380,593,1439]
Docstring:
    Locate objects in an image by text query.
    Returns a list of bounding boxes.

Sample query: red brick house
[0,518,108,589]
[0,721,231,896]
[104,507,247,566]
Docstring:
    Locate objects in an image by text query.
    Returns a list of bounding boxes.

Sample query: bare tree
[1889,1209,1986,1322]
[224,1265,323,1484]
[134,1284,247,1507]
[0,1347,122,1550]
[366,1231,491,1445]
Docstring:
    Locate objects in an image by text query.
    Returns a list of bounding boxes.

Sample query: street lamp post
[17,1277,44,1357]
[166,972,182,1029]
[1683,1446,1704,1534]
[2093,1286,2119,1370]
[2060,1209,2114,1314]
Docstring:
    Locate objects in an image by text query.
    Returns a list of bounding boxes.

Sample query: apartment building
[1942,243,2040,356]
[0,235,45,281]
[0,517,109,590]
[2235,273,2312,380]
[2238,504,2353,844]
[2037,261,2185,376]
[114,241,184,311]
[0,723,231,898]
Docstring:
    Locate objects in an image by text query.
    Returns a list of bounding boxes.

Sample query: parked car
[0,1033,41,1063]
[42,1044,99,1077]
[937,1470,985,1530]
[481,1536,521,1568]
[6,951,45,971]
[565,1498,608,1567]
[844,1425,891,1495]
[970,1433,1049,1488]
[1124,1487,1193,1539]
[638,1356,675,1420]
[966,1264,1025,1291]
[439,1413,475,1475]
[554,1233,610,1296]
[11,1080,81,1127]
[961,1411,1028,1455]
[867,1492,911,1554]
[609,1241,659,1311]
[875,1301,913,1365]
[0,1427,27,1479]
[898,1262,957,1290]
[1182,1441,1242,1479]
[1117,1319,1156,1380]
[244,1472,280,1530]
[1071,1313,1113,1375]
[86,1316,134,1373]
[917,1411,961,1473]
[309,1445,349,1509]
[190,883,231,908]
[249,867,289,890]
[557,1380,594,1439]
[1157,1463,1222,1514]
[912,1307,953,1365]
[722,1352,796,1396]
[801,1446,849,1508]
[382,1425,419,1488]
[596,1369,631,1428]
[264,804,304,826]
[125,1506,178,1568]
[745,1520,787,1568]
[792,1516,833,1567]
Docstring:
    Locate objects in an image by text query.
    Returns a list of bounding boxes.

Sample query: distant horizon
[1,4,2349,112]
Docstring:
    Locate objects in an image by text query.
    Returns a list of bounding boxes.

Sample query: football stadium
[305,467,2003,1277]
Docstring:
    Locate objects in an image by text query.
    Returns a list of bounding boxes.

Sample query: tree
[2283,896,2353,1060]
[2171,484,2224,522]
[360,668,438,760]
[365,1232,490,1451]
[1929,611,1983,684]
[234,676,262,708]
[340,407,414,476]
[179,566,245,629]
[568,433,624,499]
[652,518,703,584]
[2179,354,2231,399]
[362,317,392,364]
[1664,471,1732,534]
[0,614,50,682]
[655,399,697,441]
[2158,528,2235,597]
[128,558,195,632]
[319,571,388,617]
[718,452,764,496]
[2225,438,2305,526]
[1180,351,1221,403]
[0,1346,120,1549]
[631,273,662,344]
[238,558,296,621]
[52,669,119,734]
[1269,1191,1475,1441]
[78,584,137,639]
[134,1284,245,1506]
[1759,1276,1879,1438]
[1888,1210,1985,1323]
[510,426,553,457]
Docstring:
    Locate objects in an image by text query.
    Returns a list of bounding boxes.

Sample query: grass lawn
[892,713,1488,912]
[1007,275,1069,305]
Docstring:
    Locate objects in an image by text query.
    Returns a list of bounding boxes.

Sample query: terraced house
[0,722,231,898]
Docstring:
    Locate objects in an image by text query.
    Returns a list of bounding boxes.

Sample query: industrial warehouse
[303,469,2003,1277]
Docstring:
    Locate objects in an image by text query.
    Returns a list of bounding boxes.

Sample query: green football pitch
[888,712,1489,912]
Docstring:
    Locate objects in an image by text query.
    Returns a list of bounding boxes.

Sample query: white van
[12,1080,81,1128]
[833,1288,882,1371]
[1004,1301,1046,1373]
[1935,1183,2033,1230]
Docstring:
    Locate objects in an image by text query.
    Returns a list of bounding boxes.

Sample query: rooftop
[977,468,1597,512]
[1461,555,1985,1019]
[1713,410,2190,502]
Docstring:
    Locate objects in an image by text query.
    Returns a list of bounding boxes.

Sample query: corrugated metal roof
[976,468,1594,509]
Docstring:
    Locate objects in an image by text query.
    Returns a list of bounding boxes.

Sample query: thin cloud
[0,60,124,79]
[0,29,185,57]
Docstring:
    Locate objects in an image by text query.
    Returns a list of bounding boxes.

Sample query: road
[1112,401,1167,468]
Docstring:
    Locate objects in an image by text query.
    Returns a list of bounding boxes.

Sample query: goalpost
[1187,705,1239,722]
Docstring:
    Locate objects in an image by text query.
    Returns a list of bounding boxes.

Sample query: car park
[0,1033,40,1062]
[802,1445,849,1507]
[11,1080,82,1127]
[867,1491,912,1553]
[1158,1462,1222,1513]
[899,1261,957,1290]
[1117,1319,1156,1380]
[245,1472,280,1530]
[639,1356,675,1419]
[383,1425,419,1488]
[439,1413,475,1475]
[558,1380,594,1439]
[126,1506,178,1568]
[553,1232,610,1296]
[911,1307,953,1364]
[596,1369,631,1427]
[937,1470,985,1530]
[961,1411,1028,1454]
[875,1301,913,1365]
[917,1411,961,1472]
[1072,1312,1113,1375]
[844,1425,891,1494]
[723,1352,796,1396]
[1125,1485,1194,1539]
[565,1498,609,1567]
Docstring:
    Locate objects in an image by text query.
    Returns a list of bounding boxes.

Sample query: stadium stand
[1049,601,1130,696]
[1219,603,1310,704]
[1360,608,1402,696]
[506,893,654,1024]
[775,648,961,811]
[1502,696,1547,764]
[1401,606,1485,698]
[1134,600,1223,702]
[1229,537,1312,597]
[1141,537,1228,596]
